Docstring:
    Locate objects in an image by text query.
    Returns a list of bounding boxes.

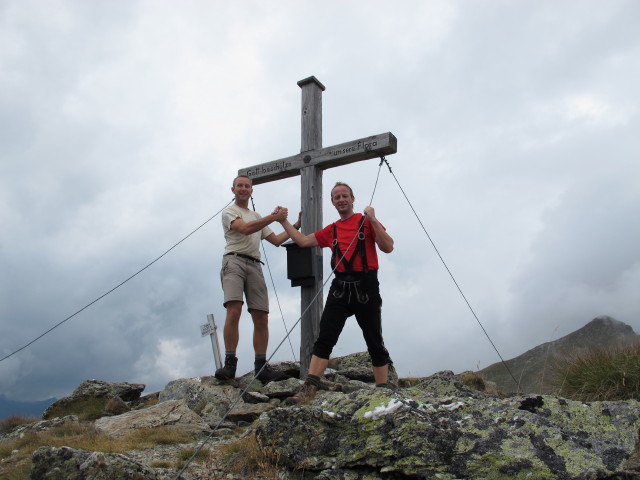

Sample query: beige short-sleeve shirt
[222,204,273,259]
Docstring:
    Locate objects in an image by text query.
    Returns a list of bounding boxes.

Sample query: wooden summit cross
[238,76,397,377]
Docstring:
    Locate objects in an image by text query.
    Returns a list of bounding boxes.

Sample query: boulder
[0,415,79,443]
[256,370,640,479]
[159,377,241,411]
[226,402,275,423]
[30,446,158,479]
[326,352,399,386]
[42,380,145,420]
[94,399,210,439]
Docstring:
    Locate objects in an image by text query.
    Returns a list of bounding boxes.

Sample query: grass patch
[553,343,640,401]
[120,427,197,449]
[174,446,211,470]
[133,395,159,410]
[43,397,109,421]
[460,371,487,391]
[397,377,423,388]
[0,420,199,478]
[215,432,280,477]
[151,460,174,468]
[0,460,31,480]
[0,415,39,434]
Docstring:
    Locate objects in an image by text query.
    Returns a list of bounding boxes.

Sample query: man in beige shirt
[216,175,300,383]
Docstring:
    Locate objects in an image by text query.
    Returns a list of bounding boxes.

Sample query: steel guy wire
[250,196,297,361]
[379,156,519,389]
[261,241,298,361]
[0,199,234,365]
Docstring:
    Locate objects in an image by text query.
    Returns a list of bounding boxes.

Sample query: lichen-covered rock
[328,352,376,382]
[260,377,303,398]
[42,380,145,420]
[72,379,146,401]
[278,468,386,479]
[30,445,158,479]
[325,352,399,386]
[226,401,276,423]
[256,371,640,479]
[0,415,79,443]
[159,377,241,412]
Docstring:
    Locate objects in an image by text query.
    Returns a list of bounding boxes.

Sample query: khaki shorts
[220,255,269,312]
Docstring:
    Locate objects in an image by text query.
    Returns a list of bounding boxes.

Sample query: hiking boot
[284,383,318,405]
[375,381,398,390]
[255,363,287,384]
[215,355,237,380]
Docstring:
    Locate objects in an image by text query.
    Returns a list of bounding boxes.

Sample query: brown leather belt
[225,252,264,265]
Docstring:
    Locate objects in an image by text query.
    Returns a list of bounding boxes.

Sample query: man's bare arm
[279,219,318,248]
[231,207,288,236]
[364,206,394,253]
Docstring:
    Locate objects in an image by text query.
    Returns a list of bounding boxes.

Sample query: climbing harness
[330,215,368,273]
[330,215,370,303]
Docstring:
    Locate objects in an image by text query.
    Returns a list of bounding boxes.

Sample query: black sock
[255,354,267,368]
[305,374,321,387]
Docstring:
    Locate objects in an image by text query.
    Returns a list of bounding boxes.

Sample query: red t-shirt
[314,213,381,272]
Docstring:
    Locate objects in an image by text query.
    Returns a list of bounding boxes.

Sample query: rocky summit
[257,371,640,478]
[3,351,640,479]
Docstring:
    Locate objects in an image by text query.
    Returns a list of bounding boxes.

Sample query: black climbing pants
[312,270,391,367]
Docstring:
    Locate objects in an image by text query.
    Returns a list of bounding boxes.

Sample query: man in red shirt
[279,182,395,403]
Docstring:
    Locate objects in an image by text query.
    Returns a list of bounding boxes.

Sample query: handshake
[272,206,288,222]
[272,206,301,229]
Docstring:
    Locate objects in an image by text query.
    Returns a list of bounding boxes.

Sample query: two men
[216,175,300,383]
[218,176,394,403]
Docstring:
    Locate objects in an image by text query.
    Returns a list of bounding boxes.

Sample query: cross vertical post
[297,77,325,377]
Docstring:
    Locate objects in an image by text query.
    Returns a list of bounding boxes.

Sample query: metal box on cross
[283,242,322,287]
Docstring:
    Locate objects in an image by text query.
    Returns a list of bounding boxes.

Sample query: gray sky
[1,0,639,401]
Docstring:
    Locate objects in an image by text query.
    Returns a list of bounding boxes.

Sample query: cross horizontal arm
[239,132,397,185]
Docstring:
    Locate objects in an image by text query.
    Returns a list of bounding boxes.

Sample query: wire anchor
[379,156,393,174]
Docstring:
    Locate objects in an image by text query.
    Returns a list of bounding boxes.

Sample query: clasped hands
[272,206,302,229]
[272,206,288,222]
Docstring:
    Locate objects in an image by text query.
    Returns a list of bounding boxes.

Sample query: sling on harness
[330,215,370,303]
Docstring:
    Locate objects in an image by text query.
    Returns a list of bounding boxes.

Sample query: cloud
[1,0,639,402]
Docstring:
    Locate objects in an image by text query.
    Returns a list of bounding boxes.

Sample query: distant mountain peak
[479,316,639,395]
[574,315,635,337]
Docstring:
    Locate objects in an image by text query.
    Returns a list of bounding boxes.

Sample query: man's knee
[225,302,243,323]
[369,348,391,367]
[250,310,269,328]
[312,337,336,360]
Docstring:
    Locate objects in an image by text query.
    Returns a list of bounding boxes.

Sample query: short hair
[331,181,354,199]
[233,175,252,187]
